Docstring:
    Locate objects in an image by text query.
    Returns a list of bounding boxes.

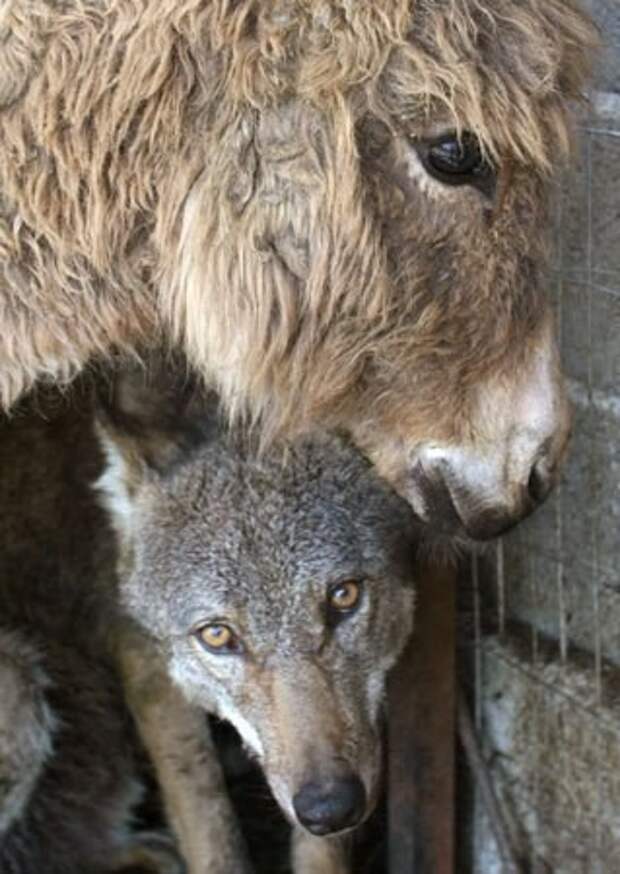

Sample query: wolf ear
[97,356,219,473]
[95,356,219,531]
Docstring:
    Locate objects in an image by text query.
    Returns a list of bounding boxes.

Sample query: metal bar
[387,560,457,874]
[457,687,525,874]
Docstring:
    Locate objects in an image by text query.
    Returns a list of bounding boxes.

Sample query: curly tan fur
[0,1,596,460]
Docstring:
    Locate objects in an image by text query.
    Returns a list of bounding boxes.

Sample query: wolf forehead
[122,433,417,606]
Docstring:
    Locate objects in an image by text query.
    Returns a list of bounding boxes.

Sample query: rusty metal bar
[387,560,457,874]
[457,687,526,874]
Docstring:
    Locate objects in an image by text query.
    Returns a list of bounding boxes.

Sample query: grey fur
[0,366,417,874]
[97,365,419,873]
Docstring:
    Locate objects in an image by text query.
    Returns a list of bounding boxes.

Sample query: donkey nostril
[527,458,552,505]
[293,776,366,836]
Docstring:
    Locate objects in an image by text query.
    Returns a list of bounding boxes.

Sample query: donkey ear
[96,355,219,481]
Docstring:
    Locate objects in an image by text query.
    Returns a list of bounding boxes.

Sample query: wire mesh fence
[466,5,620,869]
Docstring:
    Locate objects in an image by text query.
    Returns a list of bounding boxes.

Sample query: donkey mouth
[407,462,463,535]
[406,462,531,542]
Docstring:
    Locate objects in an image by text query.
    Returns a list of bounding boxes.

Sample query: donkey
[0,0,597,539]
[96,364,418,874]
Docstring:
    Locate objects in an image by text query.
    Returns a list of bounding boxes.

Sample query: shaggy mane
[0,1,598,438]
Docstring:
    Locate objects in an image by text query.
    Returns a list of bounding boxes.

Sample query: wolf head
[97,363,417,835]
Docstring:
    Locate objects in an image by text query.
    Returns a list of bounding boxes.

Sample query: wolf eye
[327,580,362,614]
[196,623,241,654]
[421,132,492,188]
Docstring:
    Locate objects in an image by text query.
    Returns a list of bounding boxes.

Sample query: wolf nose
[293,776,366,835]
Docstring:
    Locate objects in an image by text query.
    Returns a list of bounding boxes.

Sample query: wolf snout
[293,774,367,835]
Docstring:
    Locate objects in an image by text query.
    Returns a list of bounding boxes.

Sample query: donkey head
[166,0,596,541]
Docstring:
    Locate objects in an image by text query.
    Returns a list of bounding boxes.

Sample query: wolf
[0,389,181,874]
[96,364,418,874]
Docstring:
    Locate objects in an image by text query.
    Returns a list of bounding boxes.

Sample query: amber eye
[422,132,492,188]
[196,624,241,654]
[328,580,362,614]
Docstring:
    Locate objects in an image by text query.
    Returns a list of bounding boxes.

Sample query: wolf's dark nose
[293,775,366,835]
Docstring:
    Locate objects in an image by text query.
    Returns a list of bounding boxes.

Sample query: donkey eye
[422,132,492,187]
[196,623,242,654]
[327,580,362,615]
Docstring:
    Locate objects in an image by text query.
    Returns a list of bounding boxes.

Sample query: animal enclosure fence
[462,3,620,870]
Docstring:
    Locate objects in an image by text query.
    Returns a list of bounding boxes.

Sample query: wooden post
[387,560,457,874]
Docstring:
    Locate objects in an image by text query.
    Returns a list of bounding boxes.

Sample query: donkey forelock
[161,0,595,433]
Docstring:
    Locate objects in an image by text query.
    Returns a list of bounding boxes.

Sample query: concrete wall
[469,3,620,871]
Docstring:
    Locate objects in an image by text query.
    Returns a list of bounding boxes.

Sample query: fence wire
[467,14,620,870]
